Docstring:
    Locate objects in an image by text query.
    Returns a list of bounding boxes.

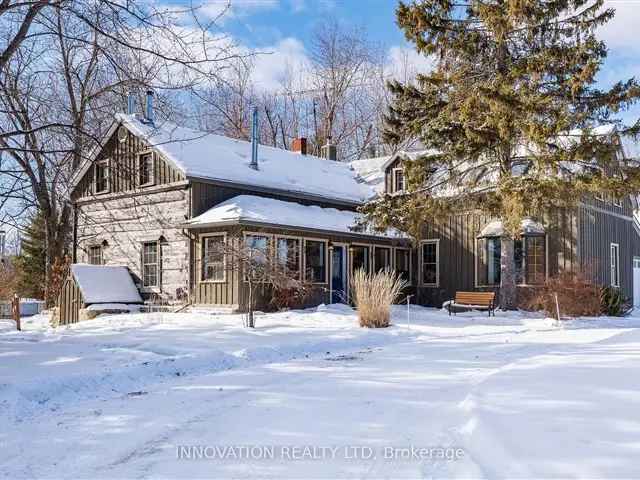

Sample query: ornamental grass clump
[350,268,407,328]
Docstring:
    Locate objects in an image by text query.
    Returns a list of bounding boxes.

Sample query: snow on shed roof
[116,114,374,204]
[185,195,402,238]
[71,264,143,305]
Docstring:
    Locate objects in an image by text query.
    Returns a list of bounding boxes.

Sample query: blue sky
[183,0,640,125]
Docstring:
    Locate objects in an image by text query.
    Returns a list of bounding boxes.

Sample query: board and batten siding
[58,274,83,325]
[72,124,184,201]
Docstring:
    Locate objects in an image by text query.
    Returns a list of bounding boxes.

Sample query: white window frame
[373,245,392,272]
[303,237,329,284]
[87,244,103,265]
[141,240,160,290]
[419,239,440,287]
[200,233,227,283]
[94,159,110,194]
[275,234,302,280]
[611,243,620,287]
[137,150,155,188]
[242,232,273,284]
[393,246,412,285]
[392,167,406,194]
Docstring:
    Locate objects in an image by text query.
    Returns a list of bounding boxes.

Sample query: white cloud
[598,1,640,54]
[251,37,310,91]
[385,45,436,82]
[200,0,280,23]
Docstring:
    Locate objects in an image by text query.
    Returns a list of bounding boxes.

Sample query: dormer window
[392,167,406,193]
[94,160,109,194]
[138,151,154,187]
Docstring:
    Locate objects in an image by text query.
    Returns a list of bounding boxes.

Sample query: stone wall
[75,184,191,301]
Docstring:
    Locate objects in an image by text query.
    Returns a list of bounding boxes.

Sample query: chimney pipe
[292,137,307,155]
[127,92,135,115]
[145,89,154,124]
[250,106,259,170]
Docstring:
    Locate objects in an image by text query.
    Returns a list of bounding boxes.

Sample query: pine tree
[365,0,640,308]
[15,212,46,300]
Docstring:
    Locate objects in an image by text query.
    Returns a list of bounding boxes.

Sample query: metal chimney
[127,92,135,115]
[250,106,259,170]
[145,90,154,124]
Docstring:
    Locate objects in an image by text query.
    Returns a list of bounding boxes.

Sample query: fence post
[12,293,21,331]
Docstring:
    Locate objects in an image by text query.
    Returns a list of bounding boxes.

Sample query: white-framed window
[142,241,160,288]
[394,247,411,284]
[420,239,439,286]
[201,234,226,282]
[304,238,327,284]
[392,168,406,193]
[88,245,102,265]
[611,243,620,287]
[373,246,392,272]
[138,151,155,187]
[276,236,301,278]
[94,160,110,194]
[350,244,370,274]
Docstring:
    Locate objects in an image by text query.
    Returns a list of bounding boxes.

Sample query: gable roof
[72,114,375,205]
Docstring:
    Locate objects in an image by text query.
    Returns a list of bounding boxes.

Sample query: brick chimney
[292,137,307,155]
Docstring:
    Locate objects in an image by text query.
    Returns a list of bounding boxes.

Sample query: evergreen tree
[15,212,46,300]
[365,0,640,308]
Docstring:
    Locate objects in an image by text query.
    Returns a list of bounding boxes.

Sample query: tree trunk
[500,236,517,310]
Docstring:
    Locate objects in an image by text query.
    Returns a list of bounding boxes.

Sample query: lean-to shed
[57,264,143,325]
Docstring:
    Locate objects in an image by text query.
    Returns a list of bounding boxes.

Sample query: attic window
[94,160,109,194]
[392,168,405,193]
[138,152,154,187]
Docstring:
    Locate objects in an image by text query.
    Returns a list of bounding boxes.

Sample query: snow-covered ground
[1,305,640,478]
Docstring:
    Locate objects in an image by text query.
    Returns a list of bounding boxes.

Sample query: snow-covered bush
[350,269,406,328]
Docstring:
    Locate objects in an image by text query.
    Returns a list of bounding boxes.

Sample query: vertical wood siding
[58,275,83,325]
[72,125,185,200]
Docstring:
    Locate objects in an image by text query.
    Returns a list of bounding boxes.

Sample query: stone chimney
[292,137,307,155]
[321,138,338,161]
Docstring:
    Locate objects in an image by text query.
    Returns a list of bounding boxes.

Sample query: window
[245,234,270,261]
[88,245,102,265]
[202,235,225,282]
[94,161,109,194]
[351,245,370,273]
[479,235,546,286]
[142,241,159,288]
[374,247,391,272]
[138,152,154,187]
[395,248,411,283]
[276,237,301,276]
[421,240,439,286]
[611,243,620,287]
[305,240,326,283]
[392,168,406,193]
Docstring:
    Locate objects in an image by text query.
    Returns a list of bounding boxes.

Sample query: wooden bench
[447,291,496,316]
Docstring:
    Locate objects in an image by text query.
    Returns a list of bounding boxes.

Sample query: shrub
[600,286,630,317]
[350,268,406,328]
[270,279,313,310]
[523,271,601,319]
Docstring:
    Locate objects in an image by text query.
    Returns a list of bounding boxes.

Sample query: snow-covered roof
[115,114,374,204]
[478,219,545,237]
[349,156,388,194]
[71,264,143,305]
[185,195,402,238]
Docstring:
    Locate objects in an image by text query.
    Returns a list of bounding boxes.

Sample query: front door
[331,245,347,303]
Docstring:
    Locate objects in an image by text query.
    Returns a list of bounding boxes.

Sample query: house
[350,146,640,308]
[69,96,640,312]
[69,97,408,312]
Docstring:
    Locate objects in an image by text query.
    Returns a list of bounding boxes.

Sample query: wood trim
[274,234,303,281]
[94,159,110,195]
[137,150,156,188]
[419,239,440,287]
[373,245,392,272]
[579,201,634,221]
[303,237,329,285]
[199,232,227,284]
[75,181,189,205]
[611,242,620,287]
